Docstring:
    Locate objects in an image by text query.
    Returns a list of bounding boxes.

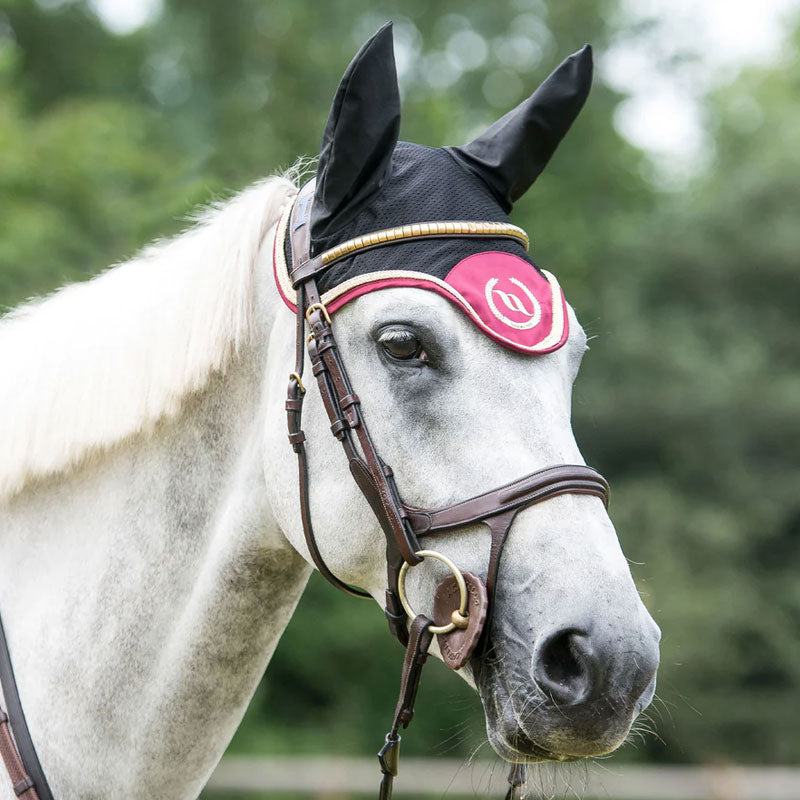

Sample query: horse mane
[0,174,297,503]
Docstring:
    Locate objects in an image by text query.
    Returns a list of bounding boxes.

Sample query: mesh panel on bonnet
[281,141,568,355]
[285,142,541,292]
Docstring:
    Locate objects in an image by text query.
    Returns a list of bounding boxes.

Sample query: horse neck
[0,229,311,800]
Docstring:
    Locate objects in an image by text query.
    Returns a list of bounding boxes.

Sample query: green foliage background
[1,0,798,769]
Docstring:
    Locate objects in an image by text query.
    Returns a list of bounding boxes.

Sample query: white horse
[0,28,662,800]
[0,171,659,799]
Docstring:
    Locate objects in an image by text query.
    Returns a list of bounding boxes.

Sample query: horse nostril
[533,628,595,706]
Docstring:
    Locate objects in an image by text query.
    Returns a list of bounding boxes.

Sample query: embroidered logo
[442,251,568,353]
[484,277,542,330]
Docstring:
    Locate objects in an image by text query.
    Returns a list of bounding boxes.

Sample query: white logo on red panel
[484,277,542,330]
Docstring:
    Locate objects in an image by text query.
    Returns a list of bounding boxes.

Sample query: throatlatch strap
[287,180,421,603]
[0,613,52,800]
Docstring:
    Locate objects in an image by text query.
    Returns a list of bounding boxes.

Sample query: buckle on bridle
[288,372,306,394]
[305,301,331,325]
[377,733,401,776]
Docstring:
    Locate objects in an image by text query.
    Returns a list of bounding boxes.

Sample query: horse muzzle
[474,617,661,761]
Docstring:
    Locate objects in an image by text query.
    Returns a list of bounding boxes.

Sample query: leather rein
[0,180,609,800]
[284,180,609,799]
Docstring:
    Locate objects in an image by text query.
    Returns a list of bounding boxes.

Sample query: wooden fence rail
[204,757,800,799]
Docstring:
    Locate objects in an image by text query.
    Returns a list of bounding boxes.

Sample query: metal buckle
[377,733,401,776]
[305,302,331,325]
[288,372,305,394]
[397,550,469,635]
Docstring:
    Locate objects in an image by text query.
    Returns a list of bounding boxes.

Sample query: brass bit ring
[397,550,469,635]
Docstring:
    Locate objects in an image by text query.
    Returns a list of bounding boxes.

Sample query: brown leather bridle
[0,614,51,800]
[284,180,610,799]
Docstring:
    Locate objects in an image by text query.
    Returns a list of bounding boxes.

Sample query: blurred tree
[573,22,800,762]
[0,3,215,306]
[4,0,145,109]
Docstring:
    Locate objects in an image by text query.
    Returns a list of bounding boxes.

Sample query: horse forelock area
[0,174,297,503]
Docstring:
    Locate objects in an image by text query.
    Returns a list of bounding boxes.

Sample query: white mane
[0,175,296,502]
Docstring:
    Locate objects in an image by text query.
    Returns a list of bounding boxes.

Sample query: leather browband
[290,219,529,286]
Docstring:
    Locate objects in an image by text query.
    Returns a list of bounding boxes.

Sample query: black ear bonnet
[278,22,592,354]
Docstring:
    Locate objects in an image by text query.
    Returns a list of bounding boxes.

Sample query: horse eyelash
[380,328,417,344]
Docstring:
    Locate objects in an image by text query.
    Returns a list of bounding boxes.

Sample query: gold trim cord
[320,221,530,266]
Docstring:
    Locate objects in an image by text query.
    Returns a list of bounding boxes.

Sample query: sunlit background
[2,0,799,796]
[84,0,800,169]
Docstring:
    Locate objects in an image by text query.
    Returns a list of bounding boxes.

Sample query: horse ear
[311,22,401,243]
[446,45,593,212]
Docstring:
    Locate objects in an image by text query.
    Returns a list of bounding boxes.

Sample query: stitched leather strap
[0,710,39,800]
[403,464,609,535]
[0,613,52,800]
[286,181,421,603]
[377,615,433,800]
[304,279,421,566]
[403,464,609,609]
[286,210,370,598]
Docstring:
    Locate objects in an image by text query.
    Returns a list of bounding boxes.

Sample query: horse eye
[378,328,428,362]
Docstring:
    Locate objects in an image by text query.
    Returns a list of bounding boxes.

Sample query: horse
[0,25,660,800]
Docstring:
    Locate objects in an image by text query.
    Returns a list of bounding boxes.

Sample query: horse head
[0,23,663,800]
[265,24,660,764]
